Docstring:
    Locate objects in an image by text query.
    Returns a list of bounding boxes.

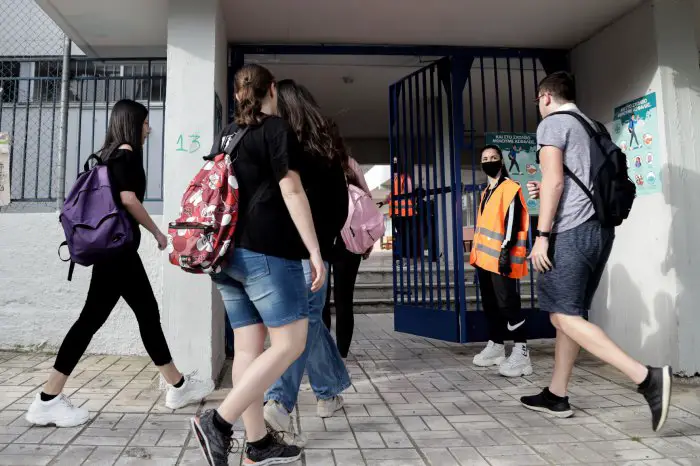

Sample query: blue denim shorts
[212,248,309,329]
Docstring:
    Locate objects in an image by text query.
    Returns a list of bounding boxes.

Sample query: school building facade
[1,0,699,381]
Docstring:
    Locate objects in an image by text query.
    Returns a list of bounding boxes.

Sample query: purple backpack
[59,154,134,280]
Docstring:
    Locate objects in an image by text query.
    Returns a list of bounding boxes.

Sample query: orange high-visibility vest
[469,179,529,279]
[389,174,414,217]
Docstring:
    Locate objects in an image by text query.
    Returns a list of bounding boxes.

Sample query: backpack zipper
[168,222,214,232]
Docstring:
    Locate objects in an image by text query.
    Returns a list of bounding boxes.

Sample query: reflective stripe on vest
[468,179,530,279]
[475,227,527,247]
[475,243,526,264]
[390,174,414,217]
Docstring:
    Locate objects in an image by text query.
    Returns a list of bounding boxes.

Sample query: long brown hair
[234,64,275,126]
[329,120,360,187]
[276,79,335,163]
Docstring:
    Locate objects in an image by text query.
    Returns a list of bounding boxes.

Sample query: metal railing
[0,57,166,205]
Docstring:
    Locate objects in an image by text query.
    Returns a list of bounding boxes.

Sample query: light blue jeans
[264,260,351,412]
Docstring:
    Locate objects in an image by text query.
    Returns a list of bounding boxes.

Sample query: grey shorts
[537,219,615,317]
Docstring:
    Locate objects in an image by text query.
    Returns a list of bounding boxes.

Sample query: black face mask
[482,161,502,179]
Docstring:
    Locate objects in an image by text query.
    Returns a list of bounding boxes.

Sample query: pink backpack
[340,184,386,254]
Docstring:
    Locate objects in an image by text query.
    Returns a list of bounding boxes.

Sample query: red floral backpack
[167,127,249,274]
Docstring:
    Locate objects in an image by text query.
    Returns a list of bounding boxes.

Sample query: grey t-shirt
[536,107,596,233]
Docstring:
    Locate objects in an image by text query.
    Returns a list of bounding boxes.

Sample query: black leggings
[322,244,362,358]
[54,252,173,375]
[476,267,527,344]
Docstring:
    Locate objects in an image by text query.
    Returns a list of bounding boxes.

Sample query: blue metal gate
[390,54,561,343]
[390,58,466,342]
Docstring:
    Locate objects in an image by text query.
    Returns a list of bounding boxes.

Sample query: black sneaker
[244,433,302,465]
[520,388,573,418]
[191,410,238,466]
[638,366,672,432]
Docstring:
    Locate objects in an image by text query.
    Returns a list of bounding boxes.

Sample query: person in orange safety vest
[469,145,532,378]
[387,157,416,259]
[389,172,413,217]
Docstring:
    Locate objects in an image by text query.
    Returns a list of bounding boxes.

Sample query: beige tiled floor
[1,314,699,465]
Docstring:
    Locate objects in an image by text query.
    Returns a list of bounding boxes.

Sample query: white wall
[0,213,161,355]
[572,0,700,374]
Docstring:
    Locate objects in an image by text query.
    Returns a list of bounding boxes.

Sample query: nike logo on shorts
[507,320,526,331]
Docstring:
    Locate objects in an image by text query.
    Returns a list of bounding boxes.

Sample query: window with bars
[0,61,21,103]
[33,60,63,102]
[67,61,166,104]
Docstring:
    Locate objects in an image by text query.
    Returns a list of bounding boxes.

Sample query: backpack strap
[547,110,597,206]
[82,154,103,172]
[204,126,250,161]
[58,241,75,281]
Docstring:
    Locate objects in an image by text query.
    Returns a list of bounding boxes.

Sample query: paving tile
[305,448,336,466]
[355,432,385,449]
[447,446,490,466]
[333,448,366,466]
[422,416,453,431]
[421,448,460,466]
[306,431,358,449]
[114,446,181,465]
[530,443,580,464]
[484,455,548,466]
[51,446,96,466]
[0,444,62,465]
[325,416,351,432]
[381,431,413,448]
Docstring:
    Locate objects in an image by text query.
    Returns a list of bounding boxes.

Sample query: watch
[535,230,551,238]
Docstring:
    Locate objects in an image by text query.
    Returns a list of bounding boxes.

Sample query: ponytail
[234,64,275,126]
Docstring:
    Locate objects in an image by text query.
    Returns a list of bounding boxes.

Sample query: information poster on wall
[484,132,540,215]
[0,132,10,206]
[612,92,661,196]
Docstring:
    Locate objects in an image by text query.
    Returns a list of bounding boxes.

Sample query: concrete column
[572,0,700,375]
[652,0,700,376]
[161,0,227,382]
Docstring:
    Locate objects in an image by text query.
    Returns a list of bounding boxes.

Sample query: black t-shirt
[106,148,147,247]
[298,155,348,260]
[211,117,309,260]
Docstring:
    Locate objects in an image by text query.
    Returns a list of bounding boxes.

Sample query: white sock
[491,341,505,349]
[514,343,528,354]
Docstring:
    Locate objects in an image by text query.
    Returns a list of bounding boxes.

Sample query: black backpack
[553,111,636,228]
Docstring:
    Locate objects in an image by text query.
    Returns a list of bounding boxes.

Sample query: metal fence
[0,0,166,207]
[0,58,167,205]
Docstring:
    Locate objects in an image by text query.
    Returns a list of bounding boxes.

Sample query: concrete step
[330,297,538,314]
[342,281,535,300]
[353,265,535,285]
[328,259,538,314]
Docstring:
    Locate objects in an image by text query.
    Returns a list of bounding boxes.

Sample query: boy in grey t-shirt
[521,72,672,432]
[536,107,595,233]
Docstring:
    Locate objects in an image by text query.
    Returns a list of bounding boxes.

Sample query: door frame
[224,44,567,353]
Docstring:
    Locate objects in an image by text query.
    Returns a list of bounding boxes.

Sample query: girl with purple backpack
[26,99,213,428]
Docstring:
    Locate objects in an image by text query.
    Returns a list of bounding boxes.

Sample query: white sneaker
[26,393,90,427]
[499,344,534,377]
[263,400,308,447]
[473,341,506,367]
[317,396,344,418]
[165,372,215,410]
